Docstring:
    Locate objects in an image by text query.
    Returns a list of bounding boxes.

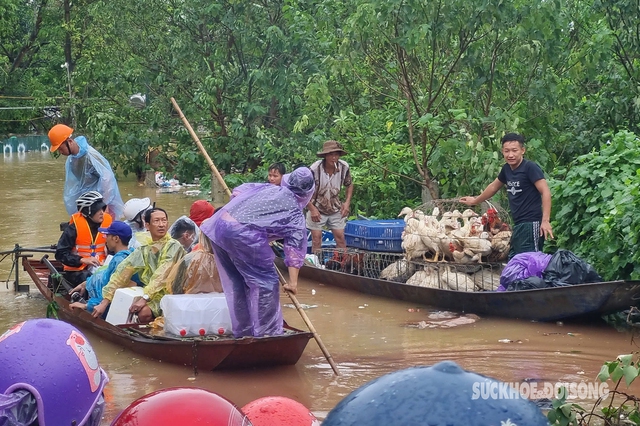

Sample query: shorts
[306,210,347,231]
[508,221,544,260]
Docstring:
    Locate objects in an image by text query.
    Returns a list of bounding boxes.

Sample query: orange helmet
[48,124,74,152]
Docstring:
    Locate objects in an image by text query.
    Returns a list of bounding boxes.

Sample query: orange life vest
[64,212,113,271]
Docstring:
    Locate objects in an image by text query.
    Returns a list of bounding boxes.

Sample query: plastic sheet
[63,136,124,219]
[0,390,38,426]
[500,252,552,288]
[169,215,199,252]
[543,249,602,285]
[167,234,222,294]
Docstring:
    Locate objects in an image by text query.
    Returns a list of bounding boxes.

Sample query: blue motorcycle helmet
[323,360,549,426]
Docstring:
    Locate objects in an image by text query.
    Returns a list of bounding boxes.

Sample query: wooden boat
[276,250,640,322]
[23,256,313,372]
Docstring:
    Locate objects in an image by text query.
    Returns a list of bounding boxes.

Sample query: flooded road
[1,152,639,423]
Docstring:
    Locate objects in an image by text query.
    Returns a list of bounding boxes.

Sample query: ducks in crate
[379,258,502,292]
[398,206,512,264]
[319,248,501,292]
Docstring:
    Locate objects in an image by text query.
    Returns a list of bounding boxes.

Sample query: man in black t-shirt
[460,133,553,259]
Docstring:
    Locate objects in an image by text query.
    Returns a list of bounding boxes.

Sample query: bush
[550,131,640,281]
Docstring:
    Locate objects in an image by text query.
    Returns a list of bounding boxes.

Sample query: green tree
[336,0,578,203]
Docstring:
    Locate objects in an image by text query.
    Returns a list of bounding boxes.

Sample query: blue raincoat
[85,248,132,314]
[200,167,315,338]
[63,136,124,219]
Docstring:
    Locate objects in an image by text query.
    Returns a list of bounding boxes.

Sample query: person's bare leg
[332,228,347,250]
[137,306,154,324]
[310,229,323,253]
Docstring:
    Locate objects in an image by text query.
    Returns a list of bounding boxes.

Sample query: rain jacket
[102,233,185,316]
[85,249,133,313]
[200,167,314,338]
[63,136,124,219]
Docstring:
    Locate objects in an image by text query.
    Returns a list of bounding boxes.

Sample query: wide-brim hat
[317,140,347,157]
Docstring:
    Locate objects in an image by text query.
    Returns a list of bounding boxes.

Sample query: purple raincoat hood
[281,167,315,209]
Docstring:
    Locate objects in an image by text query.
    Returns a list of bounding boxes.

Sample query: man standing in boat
[92,207,185,323]
[55,191,113,287]
[48,124,124,220]
[460,133,553,259]
[307,140,353,253]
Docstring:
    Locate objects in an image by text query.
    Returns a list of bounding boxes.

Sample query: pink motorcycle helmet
[0,319,109,426]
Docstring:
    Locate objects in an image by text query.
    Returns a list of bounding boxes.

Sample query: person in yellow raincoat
[92,208,185,323]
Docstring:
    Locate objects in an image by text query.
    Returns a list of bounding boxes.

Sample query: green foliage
[1,0,640,234]
[548,388,583,426]
[551,131,640,280]
[549,354,640,425]
[337,0,575,201]
[45,300,59,319]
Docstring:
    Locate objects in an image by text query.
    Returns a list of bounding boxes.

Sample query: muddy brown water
[1,152,639,423]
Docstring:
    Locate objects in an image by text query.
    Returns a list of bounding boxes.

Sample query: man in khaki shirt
[307,140,354,253]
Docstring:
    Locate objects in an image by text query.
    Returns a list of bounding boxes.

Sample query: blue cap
[99,221,133,240]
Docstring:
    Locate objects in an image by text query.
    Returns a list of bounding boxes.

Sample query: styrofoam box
[344,219,405,252]
[160,293,232,337]
[105,287,145,325]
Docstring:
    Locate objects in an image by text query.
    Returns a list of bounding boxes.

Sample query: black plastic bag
[542,249,602,286]
[506,276,549,291]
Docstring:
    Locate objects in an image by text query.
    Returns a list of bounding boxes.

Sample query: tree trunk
[421,175,439,204]
[210,172,226,205]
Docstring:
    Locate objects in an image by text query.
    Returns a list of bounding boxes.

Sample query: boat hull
[276,258,640,321]
[24,257,313,371]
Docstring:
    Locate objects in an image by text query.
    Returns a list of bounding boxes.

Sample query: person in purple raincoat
[200,167,315,338]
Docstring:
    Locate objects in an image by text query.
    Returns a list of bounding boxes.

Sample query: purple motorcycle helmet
[0,318,109,426]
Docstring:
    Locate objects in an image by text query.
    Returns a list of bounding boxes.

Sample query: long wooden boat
[276,250,640,322]
[23,256,313,372]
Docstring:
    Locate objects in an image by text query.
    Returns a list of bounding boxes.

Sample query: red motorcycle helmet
[110,387,252,426]
[242,396,319,426]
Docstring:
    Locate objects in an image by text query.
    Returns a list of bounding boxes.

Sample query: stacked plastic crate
[344,219,405,253]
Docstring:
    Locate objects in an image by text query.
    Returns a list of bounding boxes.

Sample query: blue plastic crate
[344,219,405,252]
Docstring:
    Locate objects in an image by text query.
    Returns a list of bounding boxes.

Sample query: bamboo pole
[171,97,340,375]
[275,267,340,375]
[169,97,232,197]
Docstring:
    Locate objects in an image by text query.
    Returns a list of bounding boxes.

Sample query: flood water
[1,152,639,423]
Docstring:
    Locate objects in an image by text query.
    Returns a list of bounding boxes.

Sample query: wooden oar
[275,267,340,375]
[170,97,340,375]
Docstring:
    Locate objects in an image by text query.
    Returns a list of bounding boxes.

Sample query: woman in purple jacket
[200,167,315,338]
